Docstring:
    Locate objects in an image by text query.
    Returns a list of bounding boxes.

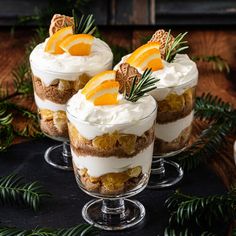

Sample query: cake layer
[67,91,157,140]
[34,92,66,111]
[30,38,113,86]
[33,76,76,104]
[154,125,192,155]
[155,111,194,142]
[69,123,155,157]
[72,142,154,177]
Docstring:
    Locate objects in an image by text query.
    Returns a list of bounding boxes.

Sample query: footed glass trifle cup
[66,89,157,230]
[114,29,199,188]
[149,76,197,188]
[29,13,113,171]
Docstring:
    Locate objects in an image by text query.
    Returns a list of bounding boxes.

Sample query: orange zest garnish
[44,26,73,54]
[60,34,94,56]
[81,70,119,106]
[126,42,163,71]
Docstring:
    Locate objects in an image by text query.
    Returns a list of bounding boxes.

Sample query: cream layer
[72,142,154,177]
[155,111,194,142]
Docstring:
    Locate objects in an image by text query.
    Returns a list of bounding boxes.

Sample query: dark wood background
[0,0,236,26]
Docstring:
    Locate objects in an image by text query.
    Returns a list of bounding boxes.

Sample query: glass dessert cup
[66,104,157,230]
[30,63,93,171]
[148,81,197,188]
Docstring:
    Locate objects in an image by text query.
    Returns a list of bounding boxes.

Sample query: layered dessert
[30,14,113,140]
[115,30,198,156]
[67,70,157,195]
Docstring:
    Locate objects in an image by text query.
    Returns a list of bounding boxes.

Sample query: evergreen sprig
[125,68,159,102]
[192,55,230,73]
[164,189,236,236]
[0,224,99,236]
[0,174,51,211]
[72,10,96,35]
[165,30,189,62]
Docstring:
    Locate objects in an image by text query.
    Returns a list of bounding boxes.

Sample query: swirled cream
[114,54,198,101]
[30,38,113,86]
[67,91,157,140]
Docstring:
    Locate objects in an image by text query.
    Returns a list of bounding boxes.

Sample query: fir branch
[164,189,236,236]
[0,224,99,236]
[125,68,159,102]
[0,174,51,211]
[195,93,235,121]
[165,31,189,62]
[192,55,230,73]
[173,93,236,171]
[175,118,233,171]
[72,10,96,35]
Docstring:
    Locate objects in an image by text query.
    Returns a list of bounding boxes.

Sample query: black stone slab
[0,138,227,235]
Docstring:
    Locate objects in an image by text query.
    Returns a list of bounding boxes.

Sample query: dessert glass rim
[66,98,157,126]
[153,76,198,91]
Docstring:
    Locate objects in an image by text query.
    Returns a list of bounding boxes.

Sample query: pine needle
[0,224,99,236]
[0,174,51,211]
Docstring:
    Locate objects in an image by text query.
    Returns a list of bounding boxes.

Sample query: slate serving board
[0,138,227,235]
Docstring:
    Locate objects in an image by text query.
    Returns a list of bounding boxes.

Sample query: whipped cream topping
[34,93,66,111]
[30,38,113,86]
[72,143,153,177]
[67,91,157,140]
[115,54,198,101]
[155,111,194,142]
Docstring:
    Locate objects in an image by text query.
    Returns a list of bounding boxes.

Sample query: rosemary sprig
[192,55,230,73]
[0,224,99,236]
[0,174,51,211]
[126,68,159,102]
[164,189,236,235]
[165,30,189,62]
[72,10,96,35]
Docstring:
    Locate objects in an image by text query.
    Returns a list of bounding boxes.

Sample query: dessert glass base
[148,157,184,189]
[44,141,72,171]
[82,198,145,231]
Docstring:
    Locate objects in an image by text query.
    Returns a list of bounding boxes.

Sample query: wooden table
[1,27,236,188]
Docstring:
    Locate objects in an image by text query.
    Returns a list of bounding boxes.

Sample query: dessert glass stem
[44,141,72,171]
[62,141,71,165]
[102,199,126,217]
[151,158,165,176]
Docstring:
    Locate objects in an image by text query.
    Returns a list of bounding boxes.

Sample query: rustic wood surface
[0,27,236,234]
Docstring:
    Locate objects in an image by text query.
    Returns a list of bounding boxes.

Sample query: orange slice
[60,34,94,56]
[86,80,119,106]
[81,70,116,96]
[126,42,163,71]
[44,26,73,54]
[130,48,163,71]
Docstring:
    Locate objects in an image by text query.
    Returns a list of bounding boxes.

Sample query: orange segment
[131,48,163,71]
[81,70,116,96]
[44,26,73,54]
[126,42,160,64]
[85,80,119,104]
[126,42,163,71]
[60,34,94,56]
